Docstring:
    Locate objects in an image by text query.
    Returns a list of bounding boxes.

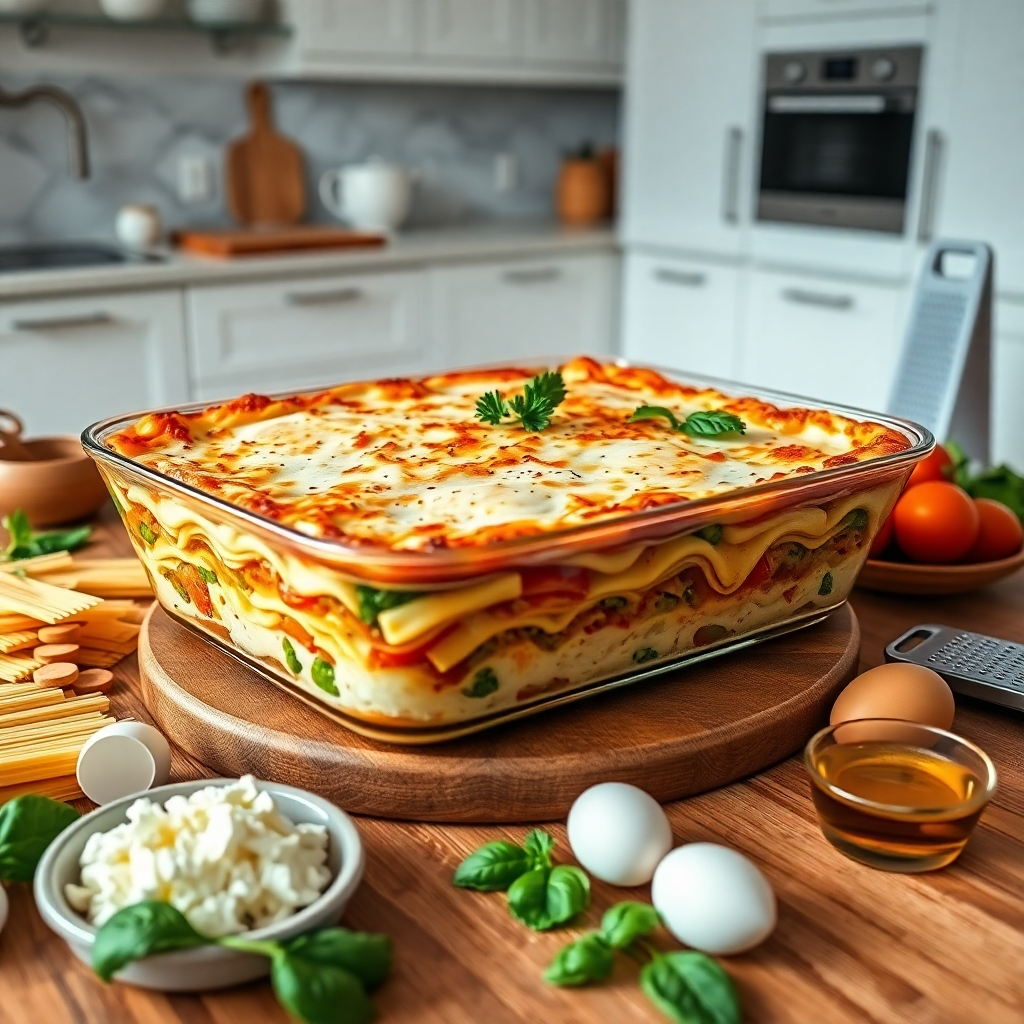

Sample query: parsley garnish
[630,406,746,437]
[475,371,567,432]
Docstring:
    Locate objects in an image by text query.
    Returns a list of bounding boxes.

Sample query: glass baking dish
[82,361,932,744]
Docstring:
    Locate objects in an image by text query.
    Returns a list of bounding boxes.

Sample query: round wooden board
[139,603,860,823]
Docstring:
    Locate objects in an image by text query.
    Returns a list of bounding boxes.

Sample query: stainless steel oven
[757,46,922,234]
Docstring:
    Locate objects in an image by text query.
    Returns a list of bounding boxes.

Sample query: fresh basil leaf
[30,525,92,556]
[630,406,682,431]
[2,509,32,555]
[639,951,741,1024]
[271,949,375,1024]
[475,390,509,426]
[508,864,590,931]
[92,902,210,982]
[680,411,746,438]
[453,840,531,891]
[281,929,391,991]
[523,829,555,868]
[355,585,422,627]
[0,794,80,883]
[544,932,615,987]
[600,901,661,950]
[311,657,339,696]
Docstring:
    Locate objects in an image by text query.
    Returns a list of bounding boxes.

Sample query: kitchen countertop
[3,508,1024,1023]
[0,222,618,301]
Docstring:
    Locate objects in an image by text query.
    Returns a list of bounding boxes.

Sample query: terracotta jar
[556,157,612,225]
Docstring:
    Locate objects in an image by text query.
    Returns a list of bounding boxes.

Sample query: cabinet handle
[780,287,855,311]
[916,128,944,243]
[11,312,115,332]
[722,126,743,225]
[502,267,562,285]
[654,268,707,288]
[285,286,364,306]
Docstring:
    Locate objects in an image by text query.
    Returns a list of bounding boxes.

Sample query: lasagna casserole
[89,357,928,731]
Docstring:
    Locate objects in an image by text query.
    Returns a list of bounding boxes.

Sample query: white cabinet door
[186,270,428,400]
[297,0,417,59]
[621,0,757,257]
[993,299,1024,470]
[523,0,622,68]
[739,269,901,411]
[421,0,522,61]
[0,289,188,437]
[621,251,741,381]
[760,0,929,18]
[431,253,618,365]
[933,1,1024,292]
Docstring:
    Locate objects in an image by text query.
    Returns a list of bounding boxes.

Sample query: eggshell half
[830,663,955,730]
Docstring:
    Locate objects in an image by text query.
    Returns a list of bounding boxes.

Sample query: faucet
[0,84,90,179]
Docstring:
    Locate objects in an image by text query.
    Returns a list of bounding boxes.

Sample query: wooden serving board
[139,603,860,822]
[173,225,387,258]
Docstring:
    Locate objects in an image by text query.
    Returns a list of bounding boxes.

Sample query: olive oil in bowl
[804,720,997,872]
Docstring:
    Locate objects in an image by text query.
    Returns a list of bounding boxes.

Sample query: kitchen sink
[0,242,164,273]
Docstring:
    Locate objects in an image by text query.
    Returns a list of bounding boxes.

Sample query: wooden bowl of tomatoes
[857,444,1024,596]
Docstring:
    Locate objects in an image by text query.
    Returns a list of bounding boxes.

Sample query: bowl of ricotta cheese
[34,776,364,991]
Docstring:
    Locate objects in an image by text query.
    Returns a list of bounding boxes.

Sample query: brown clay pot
[556,158,611,225]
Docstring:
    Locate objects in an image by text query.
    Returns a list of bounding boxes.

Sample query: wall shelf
[0,12,291,55]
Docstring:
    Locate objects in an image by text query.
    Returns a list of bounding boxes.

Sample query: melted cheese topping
[107,357,909,553]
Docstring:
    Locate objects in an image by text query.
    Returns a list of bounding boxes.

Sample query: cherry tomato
[966,498,1024,562]
[907,445,953,488]
[869,514,894,559]
[892,481,980,563]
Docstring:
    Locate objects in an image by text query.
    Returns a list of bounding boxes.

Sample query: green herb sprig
[355,584,422,627]
[453,828,590,931]
[630,407,746,438]
[0,794,80,883]
[92,901,391,1024]
[546,901,741,1024]
[475,371,568,433]
[2,509,91,562]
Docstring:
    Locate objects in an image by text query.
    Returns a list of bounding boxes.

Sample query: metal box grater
[886,623,1024,712]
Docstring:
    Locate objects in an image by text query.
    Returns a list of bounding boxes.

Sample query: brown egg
[830,663,955,730]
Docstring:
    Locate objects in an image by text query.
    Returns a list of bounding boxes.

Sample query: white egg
[567,782,673,886]
[0,883,7,937]
[652,843,777,955]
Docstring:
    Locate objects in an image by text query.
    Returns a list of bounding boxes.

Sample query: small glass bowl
[804,719,997,873]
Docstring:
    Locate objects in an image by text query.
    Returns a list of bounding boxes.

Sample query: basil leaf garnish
[523,828,555,868]
[3,509,92,561]
[280,929,392,991]
[600,901,661,950]
[639,951,741,1024]
[0,795,79,883]
[92,902,210,982]
[508,864,590,931]
[270,951,375,1024]
[630,406,745,438]
[452,840,531,891]
[544,932,615,987]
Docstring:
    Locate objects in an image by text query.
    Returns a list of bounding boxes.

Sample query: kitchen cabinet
[186,269,429,400]
[621,0,758,258]
[993,298,1024,470]
[430,252,618,365]
[296,0,417,60]
[738,268,901,411]
[759,0,931,20]
[523,0,622,69]
[422,0,522,62]
[621,251,741,380]
[0,289,188,437]
[931,0,1024,293]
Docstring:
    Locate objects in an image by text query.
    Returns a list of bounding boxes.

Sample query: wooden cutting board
[138,603,860,823]
[226,82,306,226]
[173,225,386,258]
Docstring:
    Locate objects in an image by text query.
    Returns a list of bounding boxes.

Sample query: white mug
[318,160,416,233]
[115,203,162,250]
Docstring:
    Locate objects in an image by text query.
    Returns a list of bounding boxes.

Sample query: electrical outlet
[177,156,214,203]
[494,152,517,194]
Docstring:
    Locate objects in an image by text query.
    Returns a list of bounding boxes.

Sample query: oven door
[758,93,916,233]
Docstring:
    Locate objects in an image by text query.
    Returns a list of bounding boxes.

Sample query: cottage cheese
[64,776,331,937]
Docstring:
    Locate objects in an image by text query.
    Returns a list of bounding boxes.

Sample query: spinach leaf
[507,864,590,931]
[544,932,615,987]
[280,929,392,991]
[640,951,741,1024]
[462,667,499,698]
[271,950,375,1024]
[600,901,661,950]
[0,795,80,882]
[92,902,210,982]
[311,657,339,696]
[453,840,531,891]
[355,585,421,626]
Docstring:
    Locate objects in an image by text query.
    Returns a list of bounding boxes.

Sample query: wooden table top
[3,506,1023,1024]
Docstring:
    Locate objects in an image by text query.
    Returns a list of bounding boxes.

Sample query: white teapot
[318,158,417,233]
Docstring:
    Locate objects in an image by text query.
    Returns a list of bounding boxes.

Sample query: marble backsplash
[0,73,618,244]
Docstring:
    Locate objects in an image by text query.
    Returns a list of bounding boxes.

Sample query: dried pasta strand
[0,614,45,633]
[74,649,123,668]
[0,775,82,807]
[0,572,101,623]
[0,653,44,683]
[0,695,110,729]
[0,552,74,575]
[0,631,38,654]
[0,746,90,787]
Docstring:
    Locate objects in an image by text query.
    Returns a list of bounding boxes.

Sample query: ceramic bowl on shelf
[99,0,165,20]
[186,0,264,24]
[856,549,1024,596]
[34,778,365,992]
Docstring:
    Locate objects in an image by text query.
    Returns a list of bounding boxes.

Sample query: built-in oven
[757,46,922,234]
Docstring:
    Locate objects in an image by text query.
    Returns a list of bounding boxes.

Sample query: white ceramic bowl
[34,778,364,991]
